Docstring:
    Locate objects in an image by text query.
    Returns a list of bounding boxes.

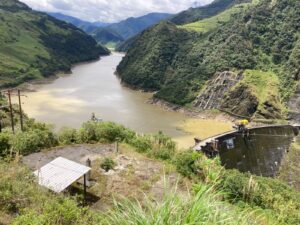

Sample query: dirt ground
[22,144,190,211]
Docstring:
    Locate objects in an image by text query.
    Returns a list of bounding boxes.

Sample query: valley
[20,52,233,148]
[0,0,300,224]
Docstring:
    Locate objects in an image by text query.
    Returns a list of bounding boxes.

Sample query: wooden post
[18,90,24,132]
[0,115,2,133]
[115,141,119,153]
[83,174,87,203]
[86,158,91,185]
[8,90,14,134]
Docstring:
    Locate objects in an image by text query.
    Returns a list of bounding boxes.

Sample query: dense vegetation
[0,0,109,88]
[91,27,124,47]
[117,0,300,118]
[0,118,299,224]
[170,0,251,25]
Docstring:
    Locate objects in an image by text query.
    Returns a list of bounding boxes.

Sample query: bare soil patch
[22,143,190,211]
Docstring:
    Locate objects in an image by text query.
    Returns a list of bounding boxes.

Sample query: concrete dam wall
[194,125,298,177]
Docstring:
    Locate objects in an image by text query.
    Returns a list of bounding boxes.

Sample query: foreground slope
[117,0,300,119]
[0,0,109,88]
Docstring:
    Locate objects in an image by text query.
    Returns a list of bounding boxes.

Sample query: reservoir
[22,52,232,148]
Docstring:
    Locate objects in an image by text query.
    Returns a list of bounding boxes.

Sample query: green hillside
[179,1,254,33]
[0,0,109,88]
[1,119,300,224]
[170,0,251,25]
[91,13,172,47]
[117,0,300,118]
[91,27,124,46]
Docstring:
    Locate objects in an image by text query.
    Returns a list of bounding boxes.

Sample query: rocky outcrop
[256,95,282,119]
[194,71,243,110]
[288,84,300,123]
[220,84,259,117]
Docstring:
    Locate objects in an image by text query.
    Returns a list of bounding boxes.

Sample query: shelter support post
[83,174,87,203]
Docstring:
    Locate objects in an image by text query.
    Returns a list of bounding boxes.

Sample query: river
[21,52,233,148]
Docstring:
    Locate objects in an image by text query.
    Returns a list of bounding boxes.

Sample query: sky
[20,0,214,23]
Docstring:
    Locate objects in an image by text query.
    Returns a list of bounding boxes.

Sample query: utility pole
[7,90,14,134]
[18,90,24,132]
[0,113,2,133]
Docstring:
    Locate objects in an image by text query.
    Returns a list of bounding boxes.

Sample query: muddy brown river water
[21,52,232,148]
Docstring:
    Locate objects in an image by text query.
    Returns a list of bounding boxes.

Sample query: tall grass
[102,183,266,225]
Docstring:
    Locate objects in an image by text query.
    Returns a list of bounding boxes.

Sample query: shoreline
[0,53,112,93]
[148,97,237,123]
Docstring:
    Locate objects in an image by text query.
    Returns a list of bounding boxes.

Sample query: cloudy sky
[20,0,214,23]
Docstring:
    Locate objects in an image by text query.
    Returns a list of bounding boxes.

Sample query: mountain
[116,0,250,51]
[0,0,109,88]
[117,0,300,119]
[91,28,124,47]
[47,12,110,33]
[170,0,251,25]
[92,12,172,46]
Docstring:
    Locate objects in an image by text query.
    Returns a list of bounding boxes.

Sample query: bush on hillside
[0,132,11,156]
[100,157,116,172]
[174,150,201,178]
[220,169,300,224]
[11,129,58,155]
[58,128,78,145]
[13,197,100,225]
[128,131,177,161]
[77,121,135,144]
[128,135,152,153]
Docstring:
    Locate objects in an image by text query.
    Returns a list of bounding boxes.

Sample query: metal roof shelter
[34,157,91,193]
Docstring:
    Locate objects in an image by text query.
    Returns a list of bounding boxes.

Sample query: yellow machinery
[234,119,249,131]
[238,119,249,126]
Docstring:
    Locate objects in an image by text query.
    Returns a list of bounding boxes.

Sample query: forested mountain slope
[91,13,172,46]
[48,12,110,33]
[0,0,109,88]
[170,0,251,25]
[117,0,300,119]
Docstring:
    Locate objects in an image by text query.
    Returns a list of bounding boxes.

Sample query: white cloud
[19,0,214,23]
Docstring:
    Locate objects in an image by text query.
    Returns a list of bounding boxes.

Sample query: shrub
[128,135,152,153]
[174,150,201,178]
[100,157,116,172]
[76,122,98,143]
[58,128,78,145]
[0,132,11,156]
[151,147,175,161]
[195,156,223,184]
[13,198,99,225]
[11,129,58,155]
[77,121,135,144]
[94,122,135,143]
[220,169,300,224]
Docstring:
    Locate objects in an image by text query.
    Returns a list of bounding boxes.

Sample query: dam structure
[194,125,299,177]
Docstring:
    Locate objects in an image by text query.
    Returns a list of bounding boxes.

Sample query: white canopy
[34,157,91,193]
